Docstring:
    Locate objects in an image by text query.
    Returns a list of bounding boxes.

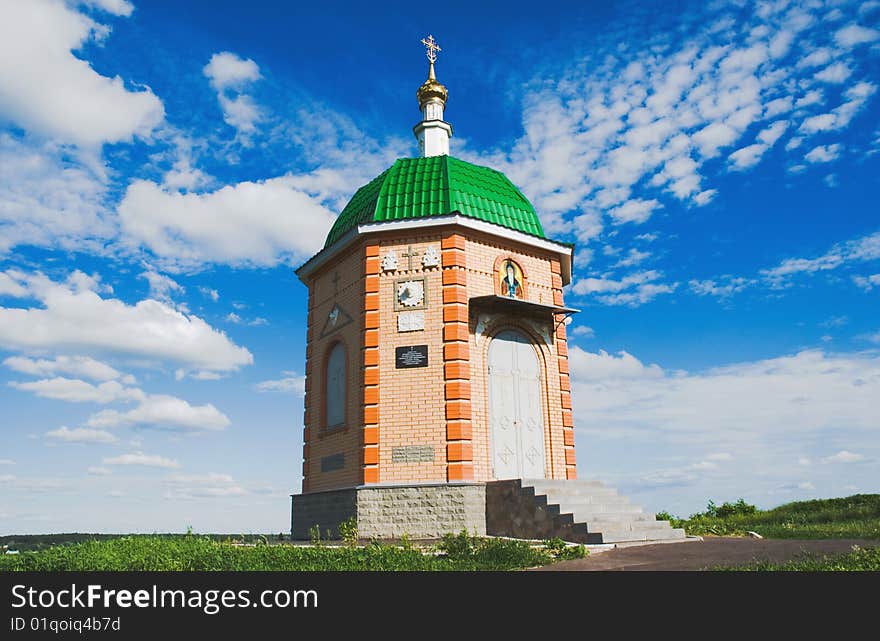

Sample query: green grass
[0,532,587,572]
[659,494,880,539]
[722,546,880,571]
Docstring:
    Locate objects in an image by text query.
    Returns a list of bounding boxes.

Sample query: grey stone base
[291,483,487,540]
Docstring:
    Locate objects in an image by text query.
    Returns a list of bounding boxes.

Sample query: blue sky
[0,0,878,533]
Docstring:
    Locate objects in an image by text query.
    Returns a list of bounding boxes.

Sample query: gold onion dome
[417,62,448,105]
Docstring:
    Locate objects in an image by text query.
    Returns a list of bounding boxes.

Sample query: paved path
[534,537,878,571]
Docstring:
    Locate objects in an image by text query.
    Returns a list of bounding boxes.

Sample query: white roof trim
[297,214,573,284]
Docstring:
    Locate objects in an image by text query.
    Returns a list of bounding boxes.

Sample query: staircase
[485,478,687,544]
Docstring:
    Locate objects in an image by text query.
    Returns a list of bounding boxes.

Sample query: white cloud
[0,0,163,146]
[204,52,261,91]
[728,143,769,170]
[87,466,112,476]
[118,178,337,268]
[203,52,262,137]
[141,271,184,304]
[199,287,219,302]
[706,452,733,461]
[255,374,305,395]
[2,355,128,382]
[608,199,662,225]
[0,270,28,297]
[821,450,866,464]
[10,377,144,404]
[573,270,678,306]
[572,348,880,499]
[614,248,651,268]
[0,134,114,254]
[570,325,595,338]
[80,0,134,16]
[87,394,230,431]
[761,230,880,286]
[103,452,181,469]
[804,143,842,163]
[0,459,15,465]
[689,277,752,298]
[834,23,880,47]
[0,270,252,372]
[852,274,880,291]
[46,426,117,444]
[164,473,247,499]
[568,346,663,381]
[757,120,788,146]
[799,113,838,134]
[815,62,852,84]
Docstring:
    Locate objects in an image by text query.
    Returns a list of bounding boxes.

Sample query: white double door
[488,330,546,479]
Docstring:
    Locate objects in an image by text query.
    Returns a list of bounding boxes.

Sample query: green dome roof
[324,155,545,248]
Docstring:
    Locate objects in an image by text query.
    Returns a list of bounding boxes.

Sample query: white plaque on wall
[397,310,425,332]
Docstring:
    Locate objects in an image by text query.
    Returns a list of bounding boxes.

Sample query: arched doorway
[488,329,546,479]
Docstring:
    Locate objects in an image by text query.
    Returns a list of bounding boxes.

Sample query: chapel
[290,37,685,543]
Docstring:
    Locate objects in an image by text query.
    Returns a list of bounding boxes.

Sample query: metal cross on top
[421,34,441,63]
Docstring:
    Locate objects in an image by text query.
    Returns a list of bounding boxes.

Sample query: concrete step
[588,527,687,544]
[582,519,676,533]
[563,511,655,523]
[555,501,642,514]
[527,487,628,503]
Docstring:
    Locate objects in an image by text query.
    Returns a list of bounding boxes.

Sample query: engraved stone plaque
[395,345,428,368]
[392,445,435,463]
[397,310,425,332]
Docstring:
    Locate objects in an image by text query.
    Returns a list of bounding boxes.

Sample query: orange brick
[363,405,379,424]
[447,442,473,462]
[303,427,310,442]
[441,234,466,250]
[364,329,379,347]
[551,273,563,289]
[444,342,469,361]
[364,367,379,386]
[364,244,379,258]
[441,247,466,268]
[447,462,474,481]
[446,400,471,420]
[566,467,578,480]
[443,323,469,342]
[550,259,562,274]
[444,361,470,380]
[445,380,471,400]
[363,426,379,445]
[556,323,567,340]
[446,420,472,441]
[443,304,469,323]
[303,444,310,459]
[563,429,575,446]
[365,256,380,275]
[558,358,569,374]
[553,290,564,306]
[442,285,468,304]
[302,462,309,476]
[363,446,379,465]
[363,467,379,484]
[363,348,379,367]
[564,449,577,465]
[442,269,467,286]
[559,375,570,392]
[365,274,379,293]
[556,340,568,357]
[365,292,379,311]
[364,310,379,329]
[561,392,572,409]
[364,386,380,405]
[562,409,573,427]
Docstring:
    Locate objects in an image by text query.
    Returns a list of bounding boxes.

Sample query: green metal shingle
[323,156,545,248]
